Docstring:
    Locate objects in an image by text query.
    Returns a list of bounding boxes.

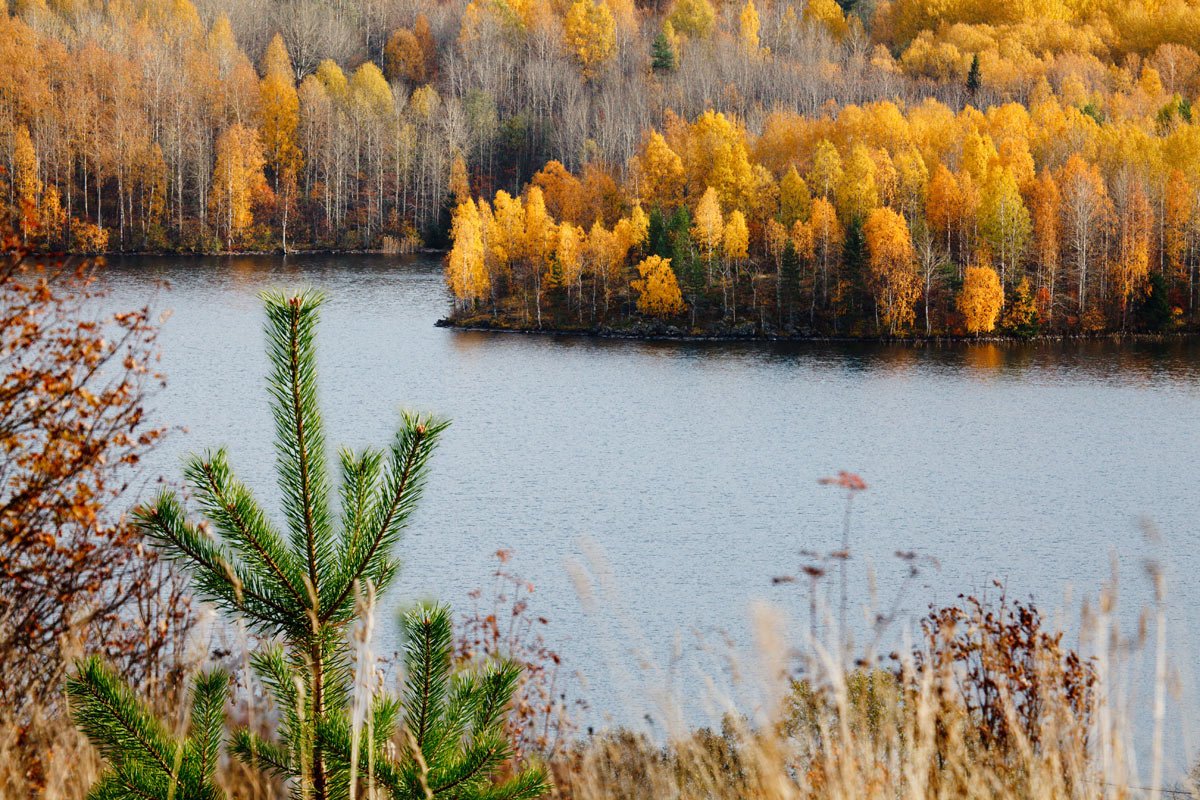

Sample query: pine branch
[323,416,448,623]
[425,673,484,767]
[185,670,229,785]
[244,645,305,780]
[69,660,229,800]
[471,662,523,734]
[336,447,383,567]
[103,763,173,800]
[84,774,136,800]
[134,493,304,636]
[185,449,307,610]
[67,657,179,779]
[315,625,355,718]
[249,645,299,715]
[371,695,404,751]
[238,634,352,785]
[316,713,406,796]
[470,767,550,800]
[231,730,294,778]
[403,604,454,755]
[429,732,505,794]
[263,290,333,602]
[429,664,522,795]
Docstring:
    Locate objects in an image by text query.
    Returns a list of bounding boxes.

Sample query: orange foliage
[863,207,919,333]
[958,263,1005,333]
[0,225,189,717]
[631,255,686,317]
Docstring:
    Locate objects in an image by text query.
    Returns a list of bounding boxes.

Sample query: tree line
[5,0,1200,256]
[445,83,1200,336]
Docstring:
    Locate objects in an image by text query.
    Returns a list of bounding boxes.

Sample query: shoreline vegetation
[100,246,446,258]
[436,314,1200,344]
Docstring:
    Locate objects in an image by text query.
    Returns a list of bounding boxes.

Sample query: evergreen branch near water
[318,604,549,800]
[67,290,543,800]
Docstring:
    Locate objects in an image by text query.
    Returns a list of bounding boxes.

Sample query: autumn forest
[6,0,1200,794]
[7,0,1200,335]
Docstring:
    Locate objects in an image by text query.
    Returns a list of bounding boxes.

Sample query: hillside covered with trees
[6,0,1200,332]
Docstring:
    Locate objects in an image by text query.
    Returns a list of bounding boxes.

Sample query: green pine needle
[68,659,229,800]
[317,604,542,800]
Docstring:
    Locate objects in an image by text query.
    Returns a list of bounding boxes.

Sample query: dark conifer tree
[648,206,671,258]
[651,30,676,72]
[780,240,802,327]
[1136,271,1173,331]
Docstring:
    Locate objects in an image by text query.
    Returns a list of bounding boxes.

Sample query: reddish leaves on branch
[819,471,868,491]
[457,550,579,770]
[916,590,1096,752]
[0,222,189,717]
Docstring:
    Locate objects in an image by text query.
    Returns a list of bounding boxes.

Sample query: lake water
[101,254,1200,769]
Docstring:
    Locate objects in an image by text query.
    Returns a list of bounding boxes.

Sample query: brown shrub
[0,223,192,723]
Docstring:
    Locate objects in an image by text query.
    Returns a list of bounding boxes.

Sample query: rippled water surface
[100,254,1200,764]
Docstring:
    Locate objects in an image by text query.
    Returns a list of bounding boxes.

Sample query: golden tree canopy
[685,110,754,209]
[564,0,616,80]
[692,186,724,258]
[448,199,490,306]
[384,27,428,84]
[628,202,650,247]
[13,125,41,238]
[449,155,471,204]
[738,0,761,52]
[635,130,686,210]
[837,144,880,222]
[210,122,268,246]
[632,255,686,317]
[779,166,811,227]
[863,206,919,333]
[808,140,844,199]
[260,33,293,80]
[804,0,849,40]
[668,0,715,38]
[554,222,585,287]
[723,210,749,261]
[958,264,1005,333]
[259,57,302,181]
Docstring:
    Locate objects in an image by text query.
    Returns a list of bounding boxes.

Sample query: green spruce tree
[665,206,703,325]
[1135,271,1173,331]
[647,206,670,258]
[966,54,981,96]
[69,291,546,800]
[780,240,801,328]
[841,218,867,332]
[651,30,676,72]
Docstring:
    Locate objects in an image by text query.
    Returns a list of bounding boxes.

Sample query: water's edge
[436,317,1200,346]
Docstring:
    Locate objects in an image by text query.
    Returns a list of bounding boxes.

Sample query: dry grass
[0,711,99,799]
[0,561,1185,800]
[546,550,1184,800]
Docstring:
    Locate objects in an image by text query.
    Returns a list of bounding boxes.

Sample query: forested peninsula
[442,25,1200,340]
